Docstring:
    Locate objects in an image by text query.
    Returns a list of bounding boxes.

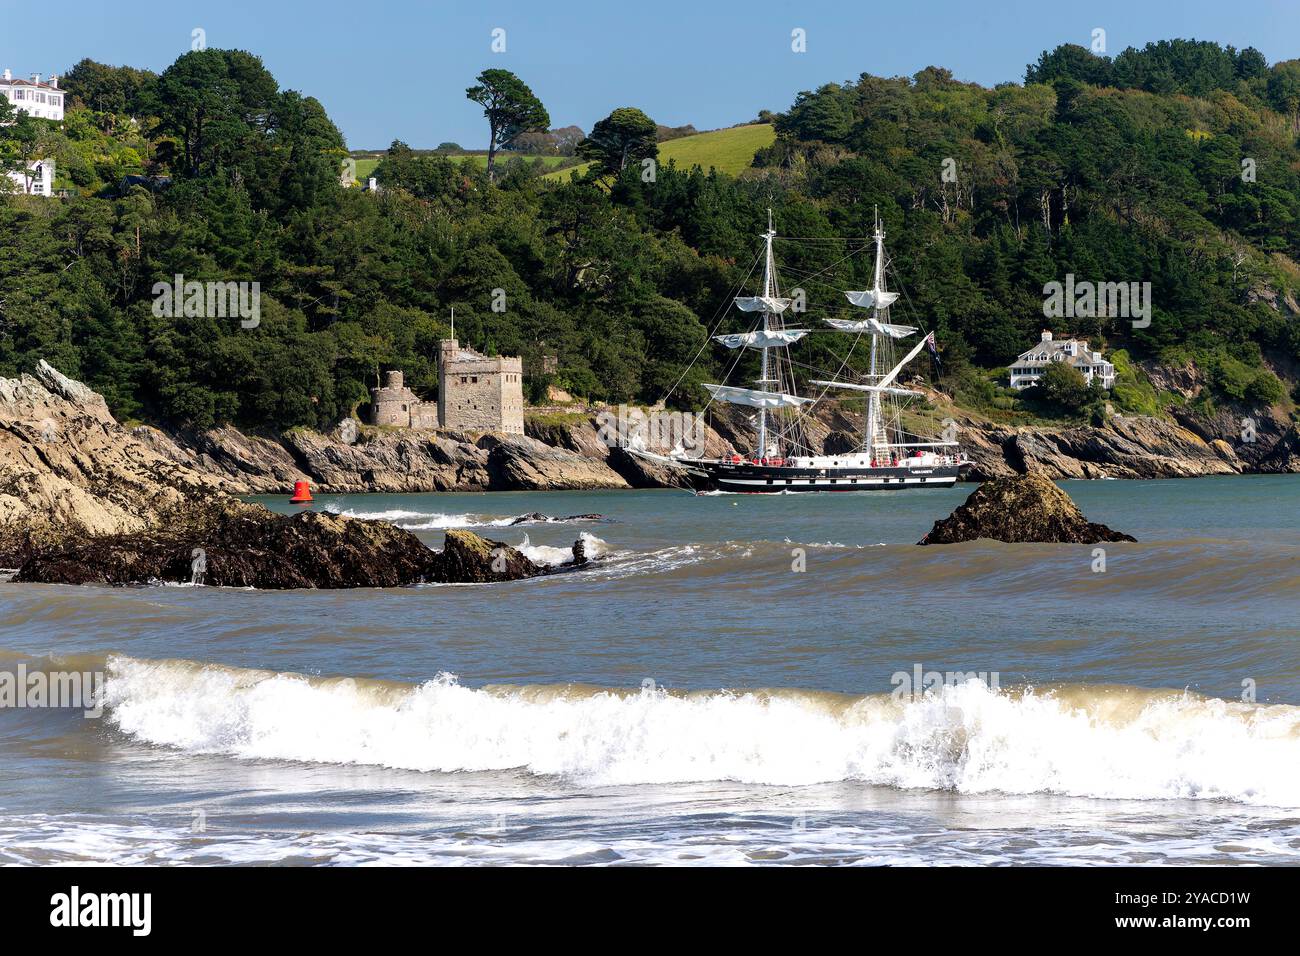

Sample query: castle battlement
[438,339,524,434]
[369,341,524,434]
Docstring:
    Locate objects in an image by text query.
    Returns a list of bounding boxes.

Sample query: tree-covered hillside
[2,40,1299,432]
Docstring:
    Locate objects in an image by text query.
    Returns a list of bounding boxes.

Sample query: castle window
[471,376,478,383]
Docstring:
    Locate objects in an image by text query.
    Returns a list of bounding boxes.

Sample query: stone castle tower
[368,370,438,428]
[437,339,524,434]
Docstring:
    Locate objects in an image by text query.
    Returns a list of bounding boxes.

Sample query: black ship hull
[678,458,967,493]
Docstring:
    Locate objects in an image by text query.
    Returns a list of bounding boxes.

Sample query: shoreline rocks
[919,473,1137,545]
[1,363,586,588]
[0,360,235,566]
[13,513,560,589]
[951,413,1246,481]
[136,403,1297,499]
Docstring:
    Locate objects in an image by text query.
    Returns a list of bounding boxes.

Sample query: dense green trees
[1026,39,1270,98]
[1030,361,1102,416]
[2,39,1299,435]
[62,59,156,119]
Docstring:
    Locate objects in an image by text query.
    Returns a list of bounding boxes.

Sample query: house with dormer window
[1009,331,1116,390]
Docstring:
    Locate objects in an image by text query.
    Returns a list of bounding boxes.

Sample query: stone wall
[410,402,439,429]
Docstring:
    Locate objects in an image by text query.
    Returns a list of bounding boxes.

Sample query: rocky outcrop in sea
[919,473,1137,545]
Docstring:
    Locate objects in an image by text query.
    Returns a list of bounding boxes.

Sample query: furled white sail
[844,289,900,310]
[712,329,810,349]
[808,379,923,397]
[734,295,793,314]
[823,317,917,338]
[703,383,814,409]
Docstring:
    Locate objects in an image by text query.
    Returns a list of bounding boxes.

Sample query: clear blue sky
[1,0,1295,149]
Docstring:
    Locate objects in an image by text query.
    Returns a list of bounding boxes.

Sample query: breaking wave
[325,506,602,532]
[325,506,518,529]
[102,657,1300,806]
[516,531,610,567]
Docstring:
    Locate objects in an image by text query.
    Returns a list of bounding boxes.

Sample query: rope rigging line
[661,245,764,406]
[660,229,939,458]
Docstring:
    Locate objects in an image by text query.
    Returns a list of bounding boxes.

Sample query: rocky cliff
[0,363,573,587]
[132,394,1294,495]
[950,411,1243,480]
[14,357,1297,506]
[0,361,236,563]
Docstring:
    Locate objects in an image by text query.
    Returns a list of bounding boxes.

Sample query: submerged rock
[918,473,1136,545]
[506,511,604,525]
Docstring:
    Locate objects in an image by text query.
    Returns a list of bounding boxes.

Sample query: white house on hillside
[1,69,64,197]
[1009,331,1116,390]
[1,70,65,121]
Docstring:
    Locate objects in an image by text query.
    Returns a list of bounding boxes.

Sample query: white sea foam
[516,532,610,567]
[6,808,1298,866]
[326,507,515,529]
[401,515,518,530]
[101,658,1300,807]
[325,506,596,532]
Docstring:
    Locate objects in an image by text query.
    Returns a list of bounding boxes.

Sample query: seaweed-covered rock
[426,529,538,583]
[14,506,437,588]
[15,512,559,589]
[919,473,1136,545]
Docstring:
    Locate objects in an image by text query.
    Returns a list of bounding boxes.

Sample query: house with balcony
[2,69,64,197]
[1009,331,1116,390]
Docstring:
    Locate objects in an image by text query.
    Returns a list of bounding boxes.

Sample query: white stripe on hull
[709,475,957,491]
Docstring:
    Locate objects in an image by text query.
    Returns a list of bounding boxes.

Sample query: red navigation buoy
[289,480,313,504]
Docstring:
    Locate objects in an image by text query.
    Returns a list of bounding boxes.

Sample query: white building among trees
[1009,331,1116,390]
[1,69,63,197]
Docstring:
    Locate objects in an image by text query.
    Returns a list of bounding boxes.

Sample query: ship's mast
[756,210,777,458]
[866,213,886,456]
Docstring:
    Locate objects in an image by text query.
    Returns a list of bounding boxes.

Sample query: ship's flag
[926,331,941,367]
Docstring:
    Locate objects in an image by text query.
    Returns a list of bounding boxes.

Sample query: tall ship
[632,213,970,493]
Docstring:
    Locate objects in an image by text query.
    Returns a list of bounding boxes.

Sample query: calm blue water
[1,476,1298,865]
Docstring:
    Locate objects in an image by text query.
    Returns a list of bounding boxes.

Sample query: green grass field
[540,123,775,182]
[349,125,774,186]
[350,153,575,182]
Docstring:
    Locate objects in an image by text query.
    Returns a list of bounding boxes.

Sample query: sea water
[1,477,1298,865]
